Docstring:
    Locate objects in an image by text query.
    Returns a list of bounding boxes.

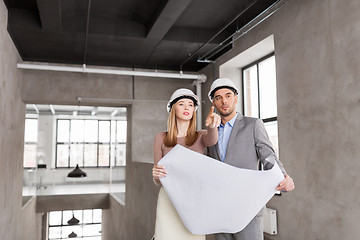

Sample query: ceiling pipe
[18,62,208,128]
[17,62,207,81]
[192,77,206,130]
[198,0,289,62]
[180,0,259,69]
[82,0,92,65]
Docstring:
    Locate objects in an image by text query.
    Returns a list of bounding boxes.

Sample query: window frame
[241,52,277,123]
[241,53,279,156]
[48,209,102,240]
[55,118,127,169]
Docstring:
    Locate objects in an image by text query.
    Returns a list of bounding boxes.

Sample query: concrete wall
[36,194,110,213]
[102,162,159,240]
[0,1,41,239]
[20,60,195,239]
[200,0,360,239]
[21,198,42,240]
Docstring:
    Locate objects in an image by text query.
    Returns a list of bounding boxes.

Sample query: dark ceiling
[4,0,277,72]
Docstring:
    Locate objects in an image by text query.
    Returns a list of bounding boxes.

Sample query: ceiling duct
[17,63,206,81]
[197,0,289,63]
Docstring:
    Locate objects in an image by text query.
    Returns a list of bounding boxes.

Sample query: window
[242,54,279,155]
[56,119,127,168]
[24,118,38,168]
[111,120,127,166]
[48,209,102,240]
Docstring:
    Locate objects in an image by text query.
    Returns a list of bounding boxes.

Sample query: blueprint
[158,144,284,235]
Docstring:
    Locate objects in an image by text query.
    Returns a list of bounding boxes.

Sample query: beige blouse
[153,128,218,165]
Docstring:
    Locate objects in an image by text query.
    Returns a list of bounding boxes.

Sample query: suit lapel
[224,114,243,162]
[215,142,221,160]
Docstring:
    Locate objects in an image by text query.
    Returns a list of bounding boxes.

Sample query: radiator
[264,207,277,235]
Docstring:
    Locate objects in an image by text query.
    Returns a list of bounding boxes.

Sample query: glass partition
[22,104,126,199]
[22,117,38,206]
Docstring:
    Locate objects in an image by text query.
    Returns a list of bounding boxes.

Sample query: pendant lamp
[68,232,77,238]
[67,214,80,225]
[67,164,87,178]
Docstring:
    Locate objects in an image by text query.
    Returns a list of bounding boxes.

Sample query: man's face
[212,88,238,117]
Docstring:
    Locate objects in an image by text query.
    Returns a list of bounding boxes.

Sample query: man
[206,78,295,240]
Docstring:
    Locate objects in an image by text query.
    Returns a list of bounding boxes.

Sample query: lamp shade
[68,232,77,238]
[67,164,87,178]
[67,214,80,225]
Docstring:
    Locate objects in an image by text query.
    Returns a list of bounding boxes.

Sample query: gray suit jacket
[207,113,286,174]
[207,114,286,229]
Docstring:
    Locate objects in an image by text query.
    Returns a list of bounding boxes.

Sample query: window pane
[62,210,72,225]
[83,224,101,237]
[243,65,259,117]
[73,210,83,224]
[83,209,93,223]
[116,144,126,166]
[110,143,116,166]
[117,121,127,143]
[84,144,98,167]
[111,121,116,143]
[93,209,102,222]
[70,144,84,167]
[24,119,38,142]
[264,121,279,156]
[99,121,110,143]
[49,211,62,226]
[84,120,98,142]
[57,120,69,142]
[48,226,62,239]
[61,225,82,238]
[24,144,37,168]
[56,144,69,167]
[99,144,110,166]
[259,56,277,119]
[70,120,84,142]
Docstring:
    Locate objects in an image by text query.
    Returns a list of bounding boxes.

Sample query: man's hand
[276,174,295,192]
[205,106,221,128]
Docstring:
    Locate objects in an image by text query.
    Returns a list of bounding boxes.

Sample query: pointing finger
[208,106,215,116]
[205,114,215,126]
[205,106,215,126]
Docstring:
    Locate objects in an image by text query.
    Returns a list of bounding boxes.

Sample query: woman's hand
[205,106,221,128]
[152,164,167,182]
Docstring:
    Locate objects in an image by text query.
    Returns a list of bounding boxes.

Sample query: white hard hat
[208,78,239,102]
[167,88,200,113]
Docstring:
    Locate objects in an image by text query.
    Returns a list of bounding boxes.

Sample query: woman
[152,88,221,240]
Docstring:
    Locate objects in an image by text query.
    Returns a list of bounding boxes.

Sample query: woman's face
[174,98,195,121]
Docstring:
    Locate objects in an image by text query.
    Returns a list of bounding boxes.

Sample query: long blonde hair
[163,103,199,147]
